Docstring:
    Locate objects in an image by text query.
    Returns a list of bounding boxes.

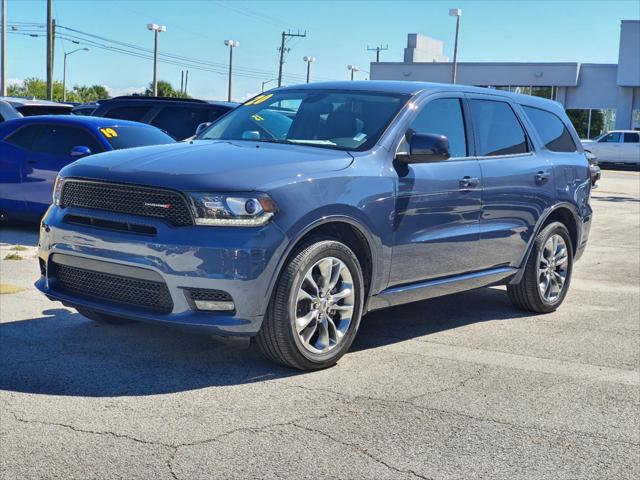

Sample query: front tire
[256,239,364,370]
[508,222,573,313]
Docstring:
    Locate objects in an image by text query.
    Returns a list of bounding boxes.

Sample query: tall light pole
[1,0,6,96]
[224,39,238,102]
[46,0,53,99]
[303,56,315,83]
[449,8,462,84]
[347,65,359,81]
[62,47,88,102]
[147,23,166,96]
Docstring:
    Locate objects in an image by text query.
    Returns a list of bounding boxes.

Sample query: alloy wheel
[537,233,569,302]
[294,257,355,354]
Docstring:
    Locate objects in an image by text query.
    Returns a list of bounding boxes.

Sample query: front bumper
[35,205,287,336]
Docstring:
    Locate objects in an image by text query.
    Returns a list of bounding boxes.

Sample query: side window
[469,99,529,156]
[598,132,621,143]
[409,98,467,158]
[623,132,639,143]
[150,107,211,139]
[5,125,46,150]
[32,126,103,155]
[522,106,577,152]
[103,106,152,121]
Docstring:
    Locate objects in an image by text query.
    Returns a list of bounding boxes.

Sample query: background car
[91,96,238,140]
[581,130,640,166]
[71,102,99,116]
[0,97,73,122]
[0,115,175,221]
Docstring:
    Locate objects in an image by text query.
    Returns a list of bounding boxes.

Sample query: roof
[0,96,73,107]
[0,115,157,129]
[270,80,564,113]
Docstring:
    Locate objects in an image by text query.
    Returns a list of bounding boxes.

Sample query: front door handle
[459,176,479,190]
[535,171,550,185]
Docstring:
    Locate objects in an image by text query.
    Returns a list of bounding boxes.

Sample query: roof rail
[109,95,207,103]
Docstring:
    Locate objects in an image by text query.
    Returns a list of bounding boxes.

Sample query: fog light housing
[194,300,235,312]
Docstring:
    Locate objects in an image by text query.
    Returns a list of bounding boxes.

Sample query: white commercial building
[370,20,640,138]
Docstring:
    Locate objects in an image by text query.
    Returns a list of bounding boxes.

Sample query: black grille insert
[61,180,193,226]
[50,259,173,313]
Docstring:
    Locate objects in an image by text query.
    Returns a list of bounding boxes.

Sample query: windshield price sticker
[100,127,118,138]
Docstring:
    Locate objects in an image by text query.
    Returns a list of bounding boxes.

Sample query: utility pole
[1,0,6,96]
[224,39,238,102]
[449,8,462,84]
[180,70,184,94]
[277,30,306,87]
[46,0,53,99]
[367,44,388,63]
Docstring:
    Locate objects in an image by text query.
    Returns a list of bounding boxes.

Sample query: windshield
[198,90,409,151]
[97,125,175,150]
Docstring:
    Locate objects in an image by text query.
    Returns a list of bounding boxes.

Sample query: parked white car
[581,130,640,166]
[0,96,73,122]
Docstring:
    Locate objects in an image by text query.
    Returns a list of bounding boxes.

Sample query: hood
[61,140,354,191]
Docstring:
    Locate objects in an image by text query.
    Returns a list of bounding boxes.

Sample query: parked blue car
[36,81,592,370]
[0,115,175,221]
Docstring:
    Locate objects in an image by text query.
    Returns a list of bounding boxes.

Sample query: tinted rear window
[16,105,72,117]
[623,132,639,143]
[102,106,152,121]
[522,106,577,152]
[97,125,175,149]
[150,106,226,139]
[469,99,529,157]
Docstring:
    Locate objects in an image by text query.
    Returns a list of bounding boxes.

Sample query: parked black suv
[91,96,237,140]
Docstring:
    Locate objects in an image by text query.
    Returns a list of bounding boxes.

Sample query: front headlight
[52,175,66,206]
[188,193,278,226]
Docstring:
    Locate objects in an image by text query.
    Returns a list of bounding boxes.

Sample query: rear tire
[76,307,133,325]
[256,238,364,370]
[507,222,573,313]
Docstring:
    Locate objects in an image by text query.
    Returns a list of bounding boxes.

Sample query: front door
[390,96,482,286]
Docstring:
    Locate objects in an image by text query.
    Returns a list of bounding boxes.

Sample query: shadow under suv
[36,81,592,370]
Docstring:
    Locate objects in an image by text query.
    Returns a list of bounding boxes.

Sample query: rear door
[621,132,640,164]
[390,94,483,285]
[468,96,556,270]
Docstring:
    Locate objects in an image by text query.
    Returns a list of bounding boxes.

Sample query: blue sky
[5,0,640,100]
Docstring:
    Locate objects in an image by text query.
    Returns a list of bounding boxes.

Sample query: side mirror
[399,133,451,164]
[70,145,92,157]
[195,122,212,136]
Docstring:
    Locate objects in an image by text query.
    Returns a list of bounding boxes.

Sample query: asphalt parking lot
[1,170,638,480]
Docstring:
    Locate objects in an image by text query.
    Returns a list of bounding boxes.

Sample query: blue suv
[36,81,592,370]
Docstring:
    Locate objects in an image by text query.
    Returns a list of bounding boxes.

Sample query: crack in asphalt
[291,422,433,480]
[286,383,640,448]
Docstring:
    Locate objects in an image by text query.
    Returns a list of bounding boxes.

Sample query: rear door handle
[535,171,550,185]
[459,176,479,190]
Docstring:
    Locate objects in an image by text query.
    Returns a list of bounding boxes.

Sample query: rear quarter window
[522,106,577,152]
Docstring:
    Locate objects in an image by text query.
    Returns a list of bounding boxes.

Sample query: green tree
[144,80,189,98]
[7,77,111,103]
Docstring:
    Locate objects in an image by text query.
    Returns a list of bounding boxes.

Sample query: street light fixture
[62,47,89,102]
[261,78,277,92]
[303,56,316,83]
[147,23,166,96]
[347,64,359,80]
[449,8,462,84]
[224,39,239,102]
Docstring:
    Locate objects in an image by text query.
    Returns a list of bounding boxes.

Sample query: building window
[566,109,616,139]
[633,110,640,130]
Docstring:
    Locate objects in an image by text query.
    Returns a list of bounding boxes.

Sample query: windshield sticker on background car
[99,127,118,138]
[251,114,265,122]
[244,94,273,106]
